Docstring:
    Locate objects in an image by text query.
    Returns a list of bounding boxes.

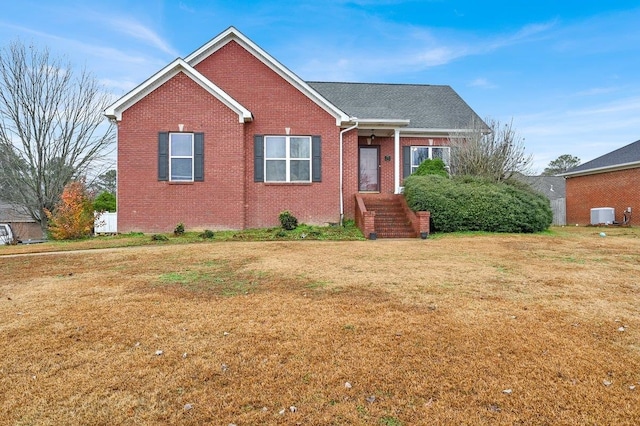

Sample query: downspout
[394,128,400,194]
[339,121,358,226]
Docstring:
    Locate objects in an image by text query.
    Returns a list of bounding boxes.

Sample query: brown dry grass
[1,227,639,425]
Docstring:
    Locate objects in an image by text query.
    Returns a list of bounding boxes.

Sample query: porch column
[394,128,401,194]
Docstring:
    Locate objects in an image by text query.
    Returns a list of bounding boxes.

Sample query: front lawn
[1,226,639,424]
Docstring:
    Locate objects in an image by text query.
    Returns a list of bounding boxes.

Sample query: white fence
[94,212,117,234]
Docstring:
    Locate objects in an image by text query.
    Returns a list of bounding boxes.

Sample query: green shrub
[279,210,298,230]
[93,191,116,212]
[199,229,215,239]
[413,158,448,177]
[174,222,185,236]
[404,174,552,233]
[151,234,169,241]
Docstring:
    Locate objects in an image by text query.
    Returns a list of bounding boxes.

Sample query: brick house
[105,27,482,236]
[562,139,639,225]
[0,201,43,241]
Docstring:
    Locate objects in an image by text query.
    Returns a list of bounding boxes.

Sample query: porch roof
[307,82,482,131]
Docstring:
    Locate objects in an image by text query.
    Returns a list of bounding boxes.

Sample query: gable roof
[562,139,640,177]
[185,27,351,126]
[308,82,482,132]
[105,58,253,123]
[106,26,483,132]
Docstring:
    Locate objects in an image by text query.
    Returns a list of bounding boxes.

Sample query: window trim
[158,132,203,182]
[264,135,312,183]
[169,132,195,182]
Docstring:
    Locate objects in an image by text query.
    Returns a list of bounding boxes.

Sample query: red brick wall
[116,38,455,232]
[194,41,343,228]
[565,168,639,225]
[117,72,246,232]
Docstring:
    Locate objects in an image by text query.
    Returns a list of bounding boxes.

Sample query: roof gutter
[560,160,640,178]
[352,118,410,127]
[339,120,359,226]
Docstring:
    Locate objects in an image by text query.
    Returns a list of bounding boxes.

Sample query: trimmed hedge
[404,175,552,233]
[414,158,449,177]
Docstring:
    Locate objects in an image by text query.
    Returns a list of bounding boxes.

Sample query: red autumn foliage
[45,181,94,240]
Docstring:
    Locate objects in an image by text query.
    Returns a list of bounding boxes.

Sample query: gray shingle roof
[566,139,640,175]
[307,82,482,130]
[515,175,566,201]
[0,201,34,222]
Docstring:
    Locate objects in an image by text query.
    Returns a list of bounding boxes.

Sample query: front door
[359,146,380,192]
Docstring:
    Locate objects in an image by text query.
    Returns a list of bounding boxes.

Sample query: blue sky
[2,0,640,173]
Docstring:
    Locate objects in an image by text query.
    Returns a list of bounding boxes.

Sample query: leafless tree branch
[448,117,532,181]
[0,40,115,233]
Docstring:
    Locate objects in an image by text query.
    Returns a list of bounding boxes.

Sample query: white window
[170,133,194,181]
[411,146,450,174]
[265,136,311,182]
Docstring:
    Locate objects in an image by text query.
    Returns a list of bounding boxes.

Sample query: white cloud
[178,2,196,13]
[294,18,557,81]
[469,78,497,89]
[413,46,464,67]
[566,97,640,117]
[99,78,138,94]
[513,95,640,171]
[0,21,160,68]
[104,17,179,57]
[573,87,620,97]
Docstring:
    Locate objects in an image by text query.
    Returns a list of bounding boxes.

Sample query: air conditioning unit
[590,207,615,225]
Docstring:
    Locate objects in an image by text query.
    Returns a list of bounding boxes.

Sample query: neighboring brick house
[105,26,482,233]
[562,139,640,225]
[0,201,43,240]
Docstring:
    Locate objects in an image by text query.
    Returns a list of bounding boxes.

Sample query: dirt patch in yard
[1,227,639,425]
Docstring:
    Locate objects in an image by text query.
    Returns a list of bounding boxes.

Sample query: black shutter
[312,135,321,182]
[158,132,169,181]
[194,133,204,182]
[402,146,412,179]
[254,135,264,182]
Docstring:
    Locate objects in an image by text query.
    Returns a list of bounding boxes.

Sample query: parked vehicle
[0,223,14,245]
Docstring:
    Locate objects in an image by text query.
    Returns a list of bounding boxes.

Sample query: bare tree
[0,40,115,233]
[448,117,532,181]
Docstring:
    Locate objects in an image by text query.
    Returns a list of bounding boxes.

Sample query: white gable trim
[104,58,252,123]
[185,26,350,126]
